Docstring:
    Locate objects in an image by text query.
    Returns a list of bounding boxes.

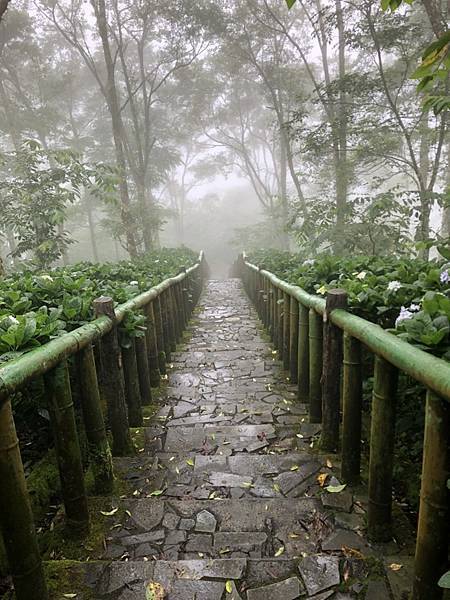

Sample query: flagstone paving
[71,279,412,599]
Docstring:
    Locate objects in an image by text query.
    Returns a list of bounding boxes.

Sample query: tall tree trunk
[92,0,138,258]
[334,0,348,254]
[86,196,100,262]
[279,133,290,250]
[440,145,450,239]
[417,124,431,259]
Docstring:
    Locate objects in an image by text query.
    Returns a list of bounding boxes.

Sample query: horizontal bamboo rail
[236,253,449,600]
[0,251,208,600]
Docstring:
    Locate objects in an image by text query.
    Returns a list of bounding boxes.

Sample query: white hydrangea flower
[395,306,414,327]
[303,259,315,266]
[387,280,402,292]
[409,303,421,312]
[356,271,367,280]
[129,280,138,285]
[40,274,53,281]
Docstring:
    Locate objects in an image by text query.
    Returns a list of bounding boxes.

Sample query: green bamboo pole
[309,309,323,423]
[167,287,177,351]
[135,335,152,406]
[289,296,299,384]
[160,290,172,361]
[282,291,291,370]
[368,356,398,542]
[263,277,270,329]
[297,303,310,403]
[341,333,363,484]
[277,287,284,358]
[272,286,279,350]
[0,399,48,599]
[45,361,90,534]
[77,345,114,495]
[153,296,166,376]
[144,301,161,386]
[268,284,275,343]
[122,339,143,427]
[94,297,133,456]
[320,289,347,452]
[413,391,450,599]
[171,284,181,343]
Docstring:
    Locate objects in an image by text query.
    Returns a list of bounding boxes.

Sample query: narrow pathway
[80,279,395,599]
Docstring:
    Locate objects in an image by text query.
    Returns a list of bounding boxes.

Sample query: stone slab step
[58,555,389,599]
[114,453,324,501]
[92,497,376,563]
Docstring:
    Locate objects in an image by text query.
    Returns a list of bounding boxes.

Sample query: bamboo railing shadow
[234,252,449,600]
[0,252,208,600]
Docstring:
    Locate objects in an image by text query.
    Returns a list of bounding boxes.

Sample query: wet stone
[214,532,267,554]
[298,554,340,596]
[321,490,353,512]
[162,512,181,530]
[247,576,302,600]
[322,529,374,555]
[195,510,217,533]
[184,534,213,553]
[179,518,195,530]
[121,530,165,546]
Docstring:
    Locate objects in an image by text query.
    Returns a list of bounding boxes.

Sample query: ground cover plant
[0,247,197,362]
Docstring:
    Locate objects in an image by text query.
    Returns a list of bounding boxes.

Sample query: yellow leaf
[290,465,299,471]
[225,580,233,593]
[326,459,333,468]
[273,483,281,493]
[389,563,403,571]
[186,458,194,467]
[274,546,285,557]
[317,473,328,487]
[145,581,165,600]
[100,507,119,516]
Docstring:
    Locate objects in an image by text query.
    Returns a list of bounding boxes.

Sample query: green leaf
[438,571,450,588]
[325,484,347,493]
[285,0,297,7]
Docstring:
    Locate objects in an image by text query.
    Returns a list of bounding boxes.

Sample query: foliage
[249,250,450,336]
[0,141,118,268]
[0,247,197,362]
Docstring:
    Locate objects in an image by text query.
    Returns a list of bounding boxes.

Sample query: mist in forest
[0,0,448,273]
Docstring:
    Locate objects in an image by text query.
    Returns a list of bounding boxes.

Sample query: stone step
[93,497,374,563]
[59,554,385,599]
[142,420,321,456]
[114,452,326,501]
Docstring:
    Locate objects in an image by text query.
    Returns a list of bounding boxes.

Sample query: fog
[0,0,448,272]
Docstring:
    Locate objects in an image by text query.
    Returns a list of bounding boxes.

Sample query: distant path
[80,279,396,599]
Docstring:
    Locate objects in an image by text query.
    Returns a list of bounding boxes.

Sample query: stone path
[74,279,401,599]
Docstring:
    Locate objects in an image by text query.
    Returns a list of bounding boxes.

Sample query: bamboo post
[289,296,299,384]
[94,296,133,456]
[153,296,166,376]
[368,356,398,541]
[297,303,310,403]
[413,391,450,599]
[277,287,284,358]
[320,289,347,451]
[167,287,177,351]
[135,335,152,406]
[309,309,323,423]
[268,285,275,343]
[263,277,270,329]
[272,286,279,350]
[77,345,114,494]
[282,291,290,370]
[144,301,161,385]
[171,285,181,343]
[160,290,172,361]
[0,399,48,600]
[341,334,363,484]
[45,361,90,533]
[122,339,143,427]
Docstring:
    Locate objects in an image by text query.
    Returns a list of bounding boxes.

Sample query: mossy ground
[44,560,95,599]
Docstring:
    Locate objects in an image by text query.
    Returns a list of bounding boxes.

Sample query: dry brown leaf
[317,473,328,487]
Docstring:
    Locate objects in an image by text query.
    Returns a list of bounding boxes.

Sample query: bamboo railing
[235,253,449,600]
[0,252,208,600]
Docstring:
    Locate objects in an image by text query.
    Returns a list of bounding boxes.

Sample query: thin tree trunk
[92,0,138,258]
[86,196,99,262]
